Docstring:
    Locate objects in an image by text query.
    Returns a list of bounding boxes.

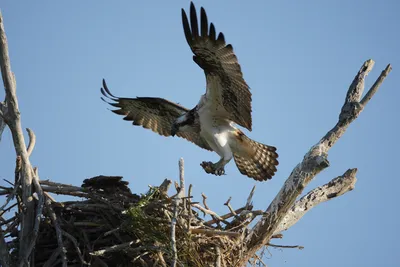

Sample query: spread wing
[100,79,212,151]
[182,2,252,131]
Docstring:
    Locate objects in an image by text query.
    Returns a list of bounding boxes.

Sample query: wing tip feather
[189,1,199,38]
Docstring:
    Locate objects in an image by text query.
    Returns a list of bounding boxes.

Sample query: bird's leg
[201,158,230,176]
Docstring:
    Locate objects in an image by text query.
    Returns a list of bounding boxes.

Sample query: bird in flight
[101,2,278,181]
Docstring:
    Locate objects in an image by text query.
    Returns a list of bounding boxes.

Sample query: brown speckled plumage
[233,130,279,181]
[182,3,253,131]
[101,80,212,151]
[100,2,279,181]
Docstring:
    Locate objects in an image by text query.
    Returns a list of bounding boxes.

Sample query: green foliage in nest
[125,187,170,245]
[124,186,205,266]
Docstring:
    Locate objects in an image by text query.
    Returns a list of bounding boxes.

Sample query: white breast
[198,105,235,158]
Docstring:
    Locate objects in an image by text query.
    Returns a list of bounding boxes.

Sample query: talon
[200,161,214,174]
[214,166,224,176]
[200,161,226,176]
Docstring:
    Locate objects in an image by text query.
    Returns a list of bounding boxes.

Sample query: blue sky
[1,1,399,266]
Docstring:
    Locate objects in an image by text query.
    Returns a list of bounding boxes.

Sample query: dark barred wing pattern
[100,79,212,151]
[182,2,253,131]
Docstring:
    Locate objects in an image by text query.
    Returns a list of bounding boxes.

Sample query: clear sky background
[1,1,399,266]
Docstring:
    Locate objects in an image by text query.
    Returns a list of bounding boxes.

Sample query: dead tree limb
[171,158,185,267]
[0,10,43,265]
[274,168,357,234]
[235,60,392,266]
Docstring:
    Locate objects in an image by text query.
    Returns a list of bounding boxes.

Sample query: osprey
[101,2,279,181]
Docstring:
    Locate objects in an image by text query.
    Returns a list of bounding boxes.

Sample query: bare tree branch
[90,240,141,256]
[192,203,226,223]
[245,186,256,210]
[360,64,392,107]
[26,128,36,157]
[19,168,45,267]
[189,228,241,238]
[179,158,185,209]
[274,168,357,234]
[205,207,247,226]
[171,159,185,267]
[0,11,36,264]
[268,243,304,250]
[234,60,392,266]
[62,230,87,266]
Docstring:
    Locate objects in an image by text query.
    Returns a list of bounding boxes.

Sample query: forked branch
[0,11,43,265]
[235,60,392,266]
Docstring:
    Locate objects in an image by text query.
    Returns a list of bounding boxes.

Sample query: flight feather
[181,3,253,131]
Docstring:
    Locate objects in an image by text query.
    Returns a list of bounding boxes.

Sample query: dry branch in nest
[0,8,393,267]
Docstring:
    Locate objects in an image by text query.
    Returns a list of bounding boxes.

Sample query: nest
[1,174,266,267]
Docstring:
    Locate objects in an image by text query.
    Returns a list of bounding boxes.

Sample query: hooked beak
[171,123,178,137]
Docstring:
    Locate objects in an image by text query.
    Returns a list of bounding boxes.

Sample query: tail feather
[233,132,279,181]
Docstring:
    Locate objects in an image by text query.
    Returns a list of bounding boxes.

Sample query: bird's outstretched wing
[101,79,212,151]
[182,2,252,131]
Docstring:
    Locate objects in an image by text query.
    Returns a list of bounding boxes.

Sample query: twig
[205,207,246,226]
[360,64,392,106]
[202,193,226,227]
[90,240,141,256]
[215,246,221,267]
[187,184,193,231]
[104,227,120,237]
[43,191,56,203]
[0,202,17,217]
[189,228,241,238]
[224,197,238,219]
[156,251,167,267]
[132,251,150,265]
[271,234,283,239]
[26,128,35,156]
[179,158,185,209]
[62,230,88,265]
[73,222,102,227]
[192,203,226,223]
[227,212,264,232]
[245,186,256,210]
[43,249,60,267]
[268,243,304,250]
[0,158,21,213]
[46,197,67,267]
[0,215,16,227]
[0,189,10,195]
[253,253,267,267]
[40,180,88,198]
[0,185,11,190]
[40,180,85,192]
[171,159,185,267]
[40,186,88,198]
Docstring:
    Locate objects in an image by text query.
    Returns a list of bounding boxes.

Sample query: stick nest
[2,175,263,266]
